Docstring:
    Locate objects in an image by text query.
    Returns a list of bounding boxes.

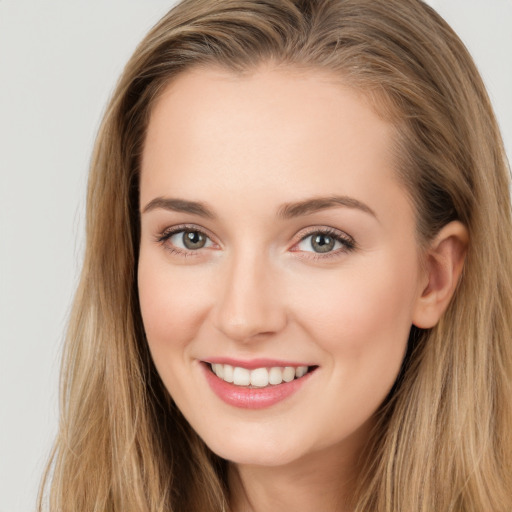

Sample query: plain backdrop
[0,1,511,511]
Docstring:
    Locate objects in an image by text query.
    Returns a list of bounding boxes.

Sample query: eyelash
[156,224,216,257]
[155,224,356,259]
[292,227,356,259]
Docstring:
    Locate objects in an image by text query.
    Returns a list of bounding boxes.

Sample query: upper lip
[203,357,314,370]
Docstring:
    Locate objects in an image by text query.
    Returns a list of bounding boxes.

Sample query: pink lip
[205,357,312,370]
[200,362,316,409]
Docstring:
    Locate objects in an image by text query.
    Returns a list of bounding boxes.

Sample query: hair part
[40,1,512,511]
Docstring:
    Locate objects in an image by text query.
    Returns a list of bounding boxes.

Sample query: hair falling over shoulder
[39,1,512,511]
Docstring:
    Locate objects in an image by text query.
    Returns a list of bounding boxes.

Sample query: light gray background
[1,1,511,511]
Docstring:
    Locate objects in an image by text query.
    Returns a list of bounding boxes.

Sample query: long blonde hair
[39,1,512,510]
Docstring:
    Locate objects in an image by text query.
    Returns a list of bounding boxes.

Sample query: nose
[212,251,287,343]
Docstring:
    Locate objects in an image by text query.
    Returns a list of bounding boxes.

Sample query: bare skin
[138,64,467,511]
[228,428,367,512]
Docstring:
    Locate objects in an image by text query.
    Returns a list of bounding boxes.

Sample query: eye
[158,227,215,252]
[172,230,211,250]
[294,229,355,254]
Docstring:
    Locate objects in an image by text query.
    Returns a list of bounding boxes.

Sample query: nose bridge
[213,246,286,342]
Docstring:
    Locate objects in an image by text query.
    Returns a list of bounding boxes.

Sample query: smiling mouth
[206,362,318,388]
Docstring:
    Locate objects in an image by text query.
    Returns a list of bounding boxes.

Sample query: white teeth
[210,363,310,387]
[250,368,269,387]
[282,366,295,382]
[295,366,307,378]
[268,367,283,385]
[233,367,250,386]
[212,363,224,379]
[223,364,234,383]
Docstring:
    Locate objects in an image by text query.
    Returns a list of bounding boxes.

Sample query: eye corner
[154,223,220,257]
[290,226,357,258]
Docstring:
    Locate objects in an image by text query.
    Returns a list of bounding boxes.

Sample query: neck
[228,433,369,512]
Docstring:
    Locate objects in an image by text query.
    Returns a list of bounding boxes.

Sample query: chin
[204,431,309,467]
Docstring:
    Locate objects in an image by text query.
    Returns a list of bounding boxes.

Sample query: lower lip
[201,363,315,409]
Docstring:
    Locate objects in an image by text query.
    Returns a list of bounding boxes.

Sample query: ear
[412,221,468,329]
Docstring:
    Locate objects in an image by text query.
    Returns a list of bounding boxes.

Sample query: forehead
[140,65,408,225]
[144,65,392,156]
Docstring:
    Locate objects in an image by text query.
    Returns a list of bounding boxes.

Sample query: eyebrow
[142,194,376,220]
[142,197,216,218]
[277,195,376,219]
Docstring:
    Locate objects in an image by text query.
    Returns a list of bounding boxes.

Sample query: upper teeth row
[211,364,308,387]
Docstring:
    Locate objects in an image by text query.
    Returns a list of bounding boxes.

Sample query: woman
[39,0,512,510]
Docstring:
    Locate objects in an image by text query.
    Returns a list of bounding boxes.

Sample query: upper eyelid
[156,225,218,256]
[157,224,216,242]
[292,226,355,244]
[155,224,356,251]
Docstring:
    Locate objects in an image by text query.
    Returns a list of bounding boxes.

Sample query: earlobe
[412,221,469,329]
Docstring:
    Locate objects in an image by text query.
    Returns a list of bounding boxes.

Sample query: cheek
[288,259,418,439]
[291,256,418,361]
[137,254,210,354]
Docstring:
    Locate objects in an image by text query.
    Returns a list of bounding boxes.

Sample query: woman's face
[138,66,428,467]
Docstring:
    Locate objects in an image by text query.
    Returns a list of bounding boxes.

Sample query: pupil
[183,230,206,249]
[311,234,334,253]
